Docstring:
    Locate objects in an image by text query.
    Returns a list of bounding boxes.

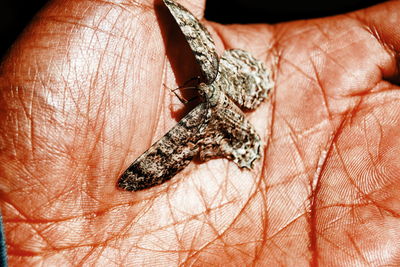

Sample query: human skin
[0,0,400,265]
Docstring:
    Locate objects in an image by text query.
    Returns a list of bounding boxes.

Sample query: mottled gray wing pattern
[163,0,219,84]
[199,94,261,169]
[118,1,272,192]
[118,104,210,191]
[214,49,273,110]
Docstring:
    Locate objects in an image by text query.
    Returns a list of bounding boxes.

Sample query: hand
[1,0,399,265]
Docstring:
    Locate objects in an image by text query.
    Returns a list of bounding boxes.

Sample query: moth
[118,0,273,191]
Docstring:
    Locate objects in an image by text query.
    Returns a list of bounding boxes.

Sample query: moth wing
[199,101,262,169]
[214,49,274,109]
[163,0,219,84]
[118,103,210,191]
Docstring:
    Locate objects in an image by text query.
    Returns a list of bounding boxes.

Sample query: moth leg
[164,84,196,104]
[172,87,198,104]
[165,76,202,104]
[178,76,201,89]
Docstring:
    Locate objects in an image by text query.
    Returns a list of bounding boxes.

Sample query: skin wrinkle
[274,21,317,45]
[346,232,370,265]
[282,25,377,95]
[18,87,35,159]
[310,110,353,265]
[310,57,333,125]
[309,136,325,266]
[185,189,259,262]
[128,27,163,157]
[9,222,57,258]
[362,116,382,175]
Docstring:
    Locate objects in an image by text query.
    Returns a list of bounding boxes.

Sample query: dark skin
[1,0,400,265]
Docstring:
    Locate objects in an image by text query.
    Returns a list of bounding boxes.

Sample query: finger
[173,0,206,18]
[351,1,400,82]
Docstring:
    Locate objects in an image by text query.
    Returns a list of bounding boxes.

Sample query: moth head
[197,83,213,101]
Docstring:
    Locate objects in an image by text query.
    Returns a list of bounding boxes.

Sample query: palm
[1,0,399,265]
